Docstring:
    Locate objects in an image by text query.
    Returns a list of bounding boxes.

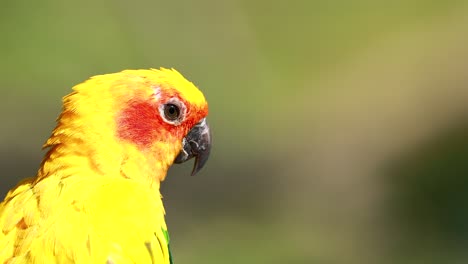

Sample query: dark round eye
[163,104,180,121]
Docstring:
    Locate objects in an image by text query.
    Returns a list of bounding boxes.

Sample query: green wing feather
[162,228,173,264]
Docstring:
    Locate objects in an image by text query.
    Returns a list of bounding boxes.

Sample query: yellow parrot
[0,68,211,264]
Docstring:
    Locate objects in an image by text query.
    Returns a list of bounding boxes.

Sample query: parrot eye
[163,104,180,121]
[159,98,186,125]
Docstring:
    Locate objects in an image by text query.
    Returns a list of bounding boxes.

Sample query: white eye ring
[158,98,187,125]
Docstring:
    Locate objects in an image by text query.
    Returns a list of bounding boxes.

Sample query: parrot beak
[174,118,211,176]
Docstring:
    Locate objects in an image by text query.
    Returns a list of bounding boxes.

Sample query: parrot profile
[0,68,211,264]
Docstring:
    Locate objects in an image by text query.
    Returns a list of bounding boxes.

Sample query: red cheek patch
[117,101,164,148]
[117,98,204,149]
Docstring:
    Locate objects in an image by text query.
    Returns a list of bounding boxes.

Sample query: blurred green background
[1,0,468,263]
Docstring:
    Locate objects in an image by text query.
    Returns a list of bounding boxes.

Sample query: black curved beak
[174,118,211,176]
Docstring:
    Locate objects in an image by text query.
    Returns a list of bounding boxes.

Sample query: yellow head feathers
[40,68,210,183]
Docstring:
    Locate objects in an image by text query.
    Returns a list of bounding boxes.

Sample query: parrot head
[115,69,211,176]
[43,68,211,183]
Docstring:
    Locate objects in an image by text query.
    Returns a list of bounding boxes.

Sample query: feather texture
[0,68,208,263]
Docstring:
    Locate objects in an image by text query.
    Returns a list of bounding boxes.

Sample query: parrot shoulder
[0,177,40,262]
[1,177,172,264]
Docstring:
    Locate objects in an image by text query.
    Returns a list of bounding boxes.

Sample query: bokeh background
[1,1,468,263]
